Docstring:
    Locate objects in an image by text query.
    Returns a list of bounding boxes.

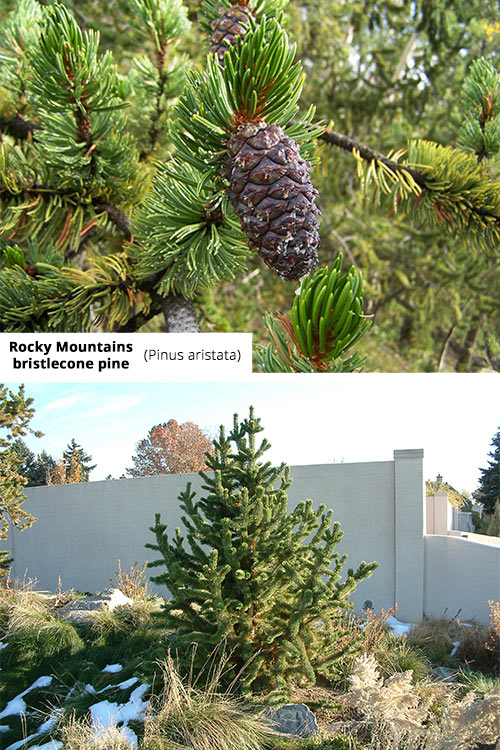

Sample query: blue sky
[7,375,500,492]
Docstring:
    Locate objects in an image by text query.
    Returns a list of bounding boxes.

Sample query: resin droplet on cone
[224,121,320,280]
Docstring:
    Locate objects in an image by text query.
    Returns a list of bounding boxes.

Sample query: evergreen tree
[11,438,36,480]
[11,439,57,486]
[1,1,500,370]
[474,426,500,514]
[47,449,83,484]
[62,438,96,481]
[147,407,377,696]
[29,449,57,487]
[487,500,500,537]
[0,384,42,573]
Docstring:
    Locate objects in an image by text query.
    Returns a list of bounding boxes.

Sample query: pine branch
[114,299,163,332]
[0,115,42,140]
[93,203,132,242]
[319,128,427,188]
[139,43,170,161]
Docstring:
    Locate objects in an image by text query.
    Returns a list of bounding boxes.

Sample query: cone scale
[210,2,254,63]
[223,120,320,280]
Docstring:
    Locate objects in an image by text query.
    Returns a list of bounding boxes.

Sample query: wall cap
[394,449,424,460]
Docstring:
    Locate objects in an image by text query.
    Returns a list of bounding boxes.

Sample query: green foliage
[147,407,378,697]
[1,591,85,693]
[256,256,370,372]
[62,438,96,481]
[471,509,489,534]
[28,3,138,199]
[1,0,500,364]
[87,600,161,644]
[474,425,500,514]
[457,668,500,698]
[127,0,191,50]
[392,140,500,254]
[459,57,500,158]
[0,0,43,114]
[487,500,500,537]
[132,163,251,296]
[171,18,321,176]
[0,384,41,571]
[375,635,431,682]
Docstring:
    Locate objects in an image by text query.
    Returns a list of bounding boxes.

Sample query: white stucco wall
[424,534,500,624]
[3,452,425,621]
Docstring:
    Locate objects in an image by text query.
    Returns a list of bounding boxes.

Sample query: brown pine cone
[210,3,254,64]
[223,120,320,280]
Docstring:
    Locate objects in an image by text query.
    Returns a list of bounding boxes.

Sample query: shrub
[335,653,500,750]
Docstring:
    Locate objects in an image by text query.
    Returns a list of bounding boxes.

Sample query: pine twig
[115,298,163,332]
[0,116,42,140]
[319,128,427,188]
[93,203,132,241]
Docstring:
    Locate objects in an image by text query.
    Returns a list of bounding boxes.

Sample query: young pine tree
[147,407,377,696]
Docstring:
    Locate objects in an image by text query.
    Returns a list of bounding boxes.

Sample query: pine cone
[210,3,254,64]
[223,121,320,280]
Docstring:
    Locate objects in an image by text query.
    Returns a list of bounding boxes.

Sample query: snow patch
[0,696,27,720]
[4,709,63,750]
[117,678,139,691]
[90,683,150,733]
[386,615,414,637]
[107,589,133,610]
[121,726,138,748]
[0,725,10,733]
[0,641,7,650]
[102,663,123,673]
[451,641,461,656]
[90,700,120,728]
[85,684,97,695]
[0,676,53,719]
[29,743,63,750]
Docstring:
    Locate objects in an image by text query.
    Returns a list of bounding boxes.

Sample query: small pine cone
[210,3,254,64]
[223,120,320,280]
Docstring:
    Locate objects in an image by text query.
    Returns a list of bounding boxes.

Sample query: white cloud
[36,392,91,417]
[86,394,147,419]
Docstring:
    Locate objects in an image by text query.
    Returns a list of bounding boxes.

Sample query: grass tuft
[142,653,276,750]
[87,599,161,644]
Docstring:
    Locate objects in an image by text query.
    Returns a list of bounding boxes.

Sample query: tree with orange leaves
[127,419,213,476]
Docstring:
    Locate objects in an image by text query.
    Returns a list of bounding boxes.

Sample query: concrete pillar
[393,449,425,622]
[426,492,452,535]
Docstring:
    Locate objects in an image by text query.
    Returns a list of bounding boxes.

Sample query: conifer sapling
[147,407,378,696]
